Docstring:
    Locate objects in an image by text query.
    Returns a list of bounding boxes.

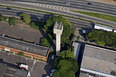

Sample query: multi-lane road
[0,7,92,28]
[0,0,116,28]
[10,0,116,16]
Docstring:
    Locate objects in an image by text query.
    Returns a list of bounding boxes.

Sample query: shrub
[18,52,24,56]
[20,13,31,24]
[8,17,16,26]
[29,22,39,29]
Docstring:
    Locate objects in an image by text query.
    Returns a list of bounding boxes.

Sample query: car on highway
[6,7,12,10]
[18,63,28,70]
[65,2,70,5]
[88,2,92,5]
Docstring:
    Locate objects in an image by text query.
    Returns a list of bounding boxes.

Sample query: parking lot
[0,51,52,77]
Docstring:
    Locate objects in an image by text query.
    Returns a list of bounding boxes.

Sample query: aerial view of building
[0,0,116,77]
[80,44,116,77]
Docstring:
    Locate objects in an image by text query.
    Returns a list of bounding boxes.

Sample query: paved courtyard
[0,51,52,77]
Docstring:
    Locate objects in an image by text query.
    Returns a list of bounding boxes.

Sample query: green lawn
[72,10,116,22]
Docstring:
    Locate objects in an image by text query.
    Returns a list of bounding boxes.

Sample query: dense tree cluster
[86,30,116,47]
[59,50,74,59]
[52,50,78,77]
[44,15,75,43]
[53,57,78,77]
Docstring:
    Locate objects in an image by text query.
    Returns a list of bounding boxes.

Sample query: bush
[4,17,9,22]
[40,38,50,47]
[18,52,24,56]
[20,13,31,24]
[0,14,3,18]
[8,17,16,26]
[29,22,39,29]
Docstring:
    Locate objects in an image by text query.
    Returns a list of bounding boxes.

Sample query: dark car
[88,2,92,5]
[7,7,12,10]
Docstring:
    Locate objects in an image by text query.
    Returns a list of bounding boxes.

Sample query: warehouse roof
[0,36,49,56]
[81,44,116,74]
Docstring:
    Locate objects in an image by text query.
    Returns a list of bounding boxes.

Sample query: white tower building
[53,22,63,56]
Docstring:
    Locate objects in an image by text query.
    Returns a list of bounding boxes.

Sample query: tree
[4,17,9,22]
[44,16,73,43]
[59,50,74,58]
[29,22,39,29]
[86,30,116,47]
[0,14,3,18]
[40,38,50,47]
[8,17,16,26]
[18,52,24,56]
[53,58,78,77]
[20,13,31,24]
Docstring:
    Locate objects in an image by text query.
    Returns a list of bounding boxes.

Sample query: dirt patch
[0,21,43,43]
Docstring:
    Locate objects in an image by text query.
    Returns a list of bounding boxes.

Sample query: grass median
[72,10,116,22]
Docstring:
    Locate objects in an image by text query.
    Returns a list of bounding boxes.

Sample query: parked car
[51,69,55,73]
[50,69,55,77]
[51,55,55,60]
[18,63,28,70]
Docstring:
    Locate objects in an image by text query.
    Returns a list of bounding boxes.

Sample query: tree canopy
[44,16,74,43]
[8,17,16,26]
[53,58,78,77]
[59,50,74,59]
[86,30,116,47]
[20,13,31,24]
[40,38,50,47]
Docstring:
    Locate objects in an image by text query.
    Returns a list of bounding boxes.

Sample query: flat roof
[0,63,28,77]
[95,24,113,30]
[81,44,116,74]
[0,36,49,56]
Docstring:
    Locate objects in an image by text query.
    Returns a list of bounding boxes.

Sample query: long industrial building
[0,36,50,61]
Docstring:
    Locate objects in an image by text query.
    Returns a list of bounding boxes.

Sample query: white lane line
[31,60,36,72]
[7,67,16,71]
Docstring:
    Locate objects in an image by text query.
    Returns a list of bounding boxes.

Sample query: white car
[50,72,53,77]
[51,69,55,73]
[51,55,55,60]
[50,69,55,77]
[18,63,28,70]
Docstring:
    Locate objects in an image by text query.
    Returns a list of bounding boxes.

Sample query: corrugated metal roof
[0,36,49,56]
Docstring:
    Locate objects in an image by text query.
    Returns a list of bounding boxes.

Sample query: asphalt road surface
[0,7,92,28]
[8,0,116,16]
[0,1,116,28]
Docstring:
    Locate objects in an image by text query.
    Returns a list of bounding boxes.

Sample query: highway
[9,0,116,16]
[0,1,116,28]
[0,7,92,28]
